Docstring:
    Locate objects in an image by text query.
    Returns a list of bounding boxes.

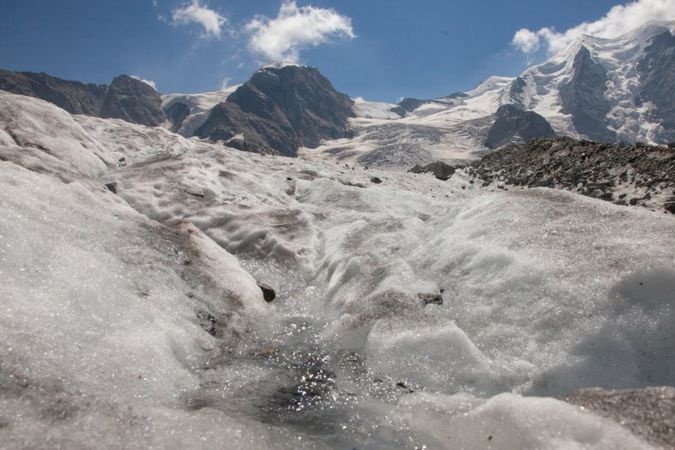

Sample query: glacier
[1,90,674,449]
[310,20,675,169]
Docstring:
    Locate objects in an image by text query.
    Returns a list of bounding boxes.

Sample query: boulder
[409,161,457,181]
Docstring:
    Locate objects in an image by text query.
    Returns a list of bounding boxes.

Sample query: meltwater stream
[184,259,425,449]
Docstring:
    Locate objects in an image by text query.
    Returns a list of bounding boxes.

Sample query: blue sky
[0,0,654,101]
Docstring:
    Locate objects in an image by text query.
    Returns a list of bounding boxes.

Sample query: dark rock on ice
[257,282,276,303]
[104,182,118,194]
[197,310,217,336]
[417,293,443,306]
[664,196,675,214]
[409,161,458,180]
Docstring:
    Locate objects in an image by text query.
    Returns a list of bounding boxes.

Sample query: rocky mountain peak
[0,69,107,116]
[195,65,355,156]
[100,75,165,127]
[0,70,166,127]
[559,45,616,142]
[485,104,556,149]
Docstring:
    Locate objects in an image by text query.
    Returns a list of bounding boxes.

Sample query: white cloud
[171,0,228,39]
[220,76,232,90]
[245,1,355,63]
[512,0,675,55]
[131,76,158,90]
[512,28,541,54]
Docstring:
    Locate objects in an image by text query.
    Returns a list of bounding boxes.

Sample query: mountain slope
[0,69,107,116]
[559,46,616,142]
[638,30,675,142]
[161,86,240,136]
[0,70,166,127]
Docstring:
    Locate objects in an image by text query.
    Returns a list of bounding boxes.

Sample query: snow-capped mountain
[311,21,675,168]
[0,21,673,168]
[161,86,240,136]
[508,20,675,144]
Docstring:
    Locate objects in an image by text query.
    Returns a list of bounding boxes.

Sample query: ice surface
[0,91,115,179]
[399,392,652,449]
[0,160,285,447]
[352,97,401,120]
[1,91,673,448]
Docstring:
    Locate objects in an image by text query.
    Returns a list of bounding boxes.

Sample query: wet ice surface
[182,258,414,449]
[1,92,674,448]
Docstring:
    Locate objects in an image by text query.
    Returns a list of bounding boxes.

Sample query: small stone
[255,347,279,357]
[664,197,675,214]
[370,176,383,184]
[257,282,276,303]
[104,182,118,194]
[396,381,415,393]
[417,293,443,306]
[197,311,217,336]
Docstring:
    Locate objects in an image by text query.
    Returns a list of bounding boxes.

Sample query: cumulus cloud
[171,0,228,39]
[131,76,157,90]
[245,1,355,63]
[512,28,541,54]
[512,0,675,55]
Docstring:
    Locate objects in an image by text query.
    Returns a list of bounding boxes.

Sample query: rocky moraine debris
[468,137,675,213]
